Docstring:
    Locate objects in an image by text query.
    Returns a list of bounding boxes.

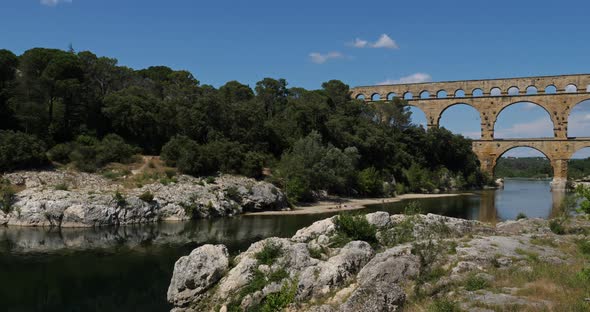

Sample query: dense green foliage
[0,130,48,171]
[0,47,487,201]
[569,158,590,180]
[332,213,378,246]
[494,157,552,178]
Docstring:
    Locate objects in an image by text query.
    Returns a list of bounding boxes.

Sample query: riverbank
[167,211,590,312]
[0,170,289,227]
[245,193,469,216]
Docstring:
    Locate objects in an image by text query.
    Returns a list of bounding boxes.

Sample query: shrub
[333,213,377,245]
[113,191,127,208]
[67,134,139,172]
[225,186,241,203]
[427,299,462,312]
[284,176,312,203]
[255,242,283,265]
[0,182,15,213]
[464,274,489,291]
[576,239,590,256]
[516,212,527,220]
[95,134,139,165]
[47,143,73,163]
[404,162,435,193]
[356,167,384,197]
[549,219,565,235]
[0,130,47,172]
[258,280,297,312]
[380,216,415,247]
[139,191,154,203]
[54,183,69,191]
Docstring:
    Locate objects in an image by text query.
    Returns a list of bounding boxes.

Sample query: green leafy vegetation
[427,298,462,312]
[54,182,69,191]
[139,191,154,203]
[255,242,283,266]
[494,157,552,179]
[0,47,486,201]
[0,180,15,213]
[516,212,527,220]
[332,213,377,246]
[464,274,489,291]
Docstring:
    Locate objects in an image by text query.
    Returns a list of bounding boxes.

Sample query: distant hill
[494,157,590,179]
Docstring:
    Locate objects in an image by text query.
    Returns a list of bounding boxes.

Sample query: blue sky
[2,0,590,158]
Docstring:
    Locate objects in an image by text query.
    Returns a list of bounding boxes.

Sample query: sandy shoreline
[244,193,471,216]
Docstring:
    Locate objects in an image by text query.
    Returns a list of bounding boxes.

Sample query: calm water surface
[0,179,568,312]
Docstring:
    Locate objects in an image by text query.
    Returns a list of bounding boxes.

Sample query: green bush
[47,143,73,163]
[427,298,462,312]
[516,212,527,220]
[285,176,313,203]
[404,162,435,193]
[64,134,139,172]
[333,213,377,245]
[464,274,489,291]
[0,182,15,213]
[258,280,297,312]
[576,239,590,256]
[113,191,127,208]
[54,183,69,191]
[139,191,154,203]
[0,130,47,172]
[255,242,283,265]
[356,167,384,197]
[549,219,565,235]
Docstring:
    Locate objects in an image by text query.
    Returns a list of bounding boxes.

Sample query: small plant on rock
[549,219,566,235]
[54,182,69,191]
[464,273,489,291]
[427,298,462,312]
[0,181,15,213]
[113,191,127,208]
[516,212,527,220]
[332,213,377,246]
[139,191,154,203]
[255,241,283,265]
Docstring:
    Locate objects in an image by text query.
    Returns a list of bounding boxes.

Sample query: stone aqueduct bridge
[350,74,590,189]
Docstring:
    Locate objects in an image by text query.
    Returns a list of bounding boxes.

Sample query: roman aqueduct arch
[350,74,590,189]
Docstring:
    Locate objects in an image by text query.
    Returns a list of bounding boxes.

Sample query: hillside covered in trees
[495,157,590,179]
[0,48,488,202]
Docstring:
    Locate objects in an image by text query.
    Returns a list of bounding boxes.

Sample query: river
[0,179,568,312]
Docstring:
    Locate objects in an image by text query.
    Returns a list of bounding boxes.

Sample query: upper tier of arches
[352,74,590,101]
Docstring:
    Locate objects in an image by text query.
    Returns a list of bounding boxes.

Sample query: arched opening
[567,99,590,137]
[437,90,448,98]
[493,146,554,220]
[439,104,481,139]
[404,92,413,100]
[356,94,366,100]
[494,102,554,139]
[420,91,430,99]
[490,87,502,96]
[371,93,381,101]
[408,106,427,128]
[565,84,577,93]
[526,86,538,95]
[508,86,520,96]
[569,147,590,180]
[545,85,557,94]
[454,89,465,97]
[387,92,397,100]
[472,88,483,97]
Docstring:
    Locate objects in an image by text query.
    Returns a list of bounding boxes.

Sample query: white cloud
[522,102,538,110]
[372,34,398,49]
[41,0,72,6]
[377,73,432,85]
[350,34,399,49]
[309,52,344,64]
[352,38,368,48]
[494,117,553,138]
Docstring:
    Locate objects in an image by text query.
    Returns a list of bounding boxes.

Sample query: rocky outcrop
[167,212,587,312]
[1,171,288,227]
[167,244,229,308]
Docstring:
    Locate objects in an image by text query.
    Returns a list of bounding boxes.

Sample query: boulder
[167,244,229,307]
[340,281,405,312]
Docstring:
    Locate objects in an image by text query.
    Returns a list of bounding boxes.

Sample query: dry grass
[100,156,178,189]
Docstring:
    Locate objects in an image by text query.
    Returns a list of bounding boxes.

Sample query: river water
[0,179,568,312]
